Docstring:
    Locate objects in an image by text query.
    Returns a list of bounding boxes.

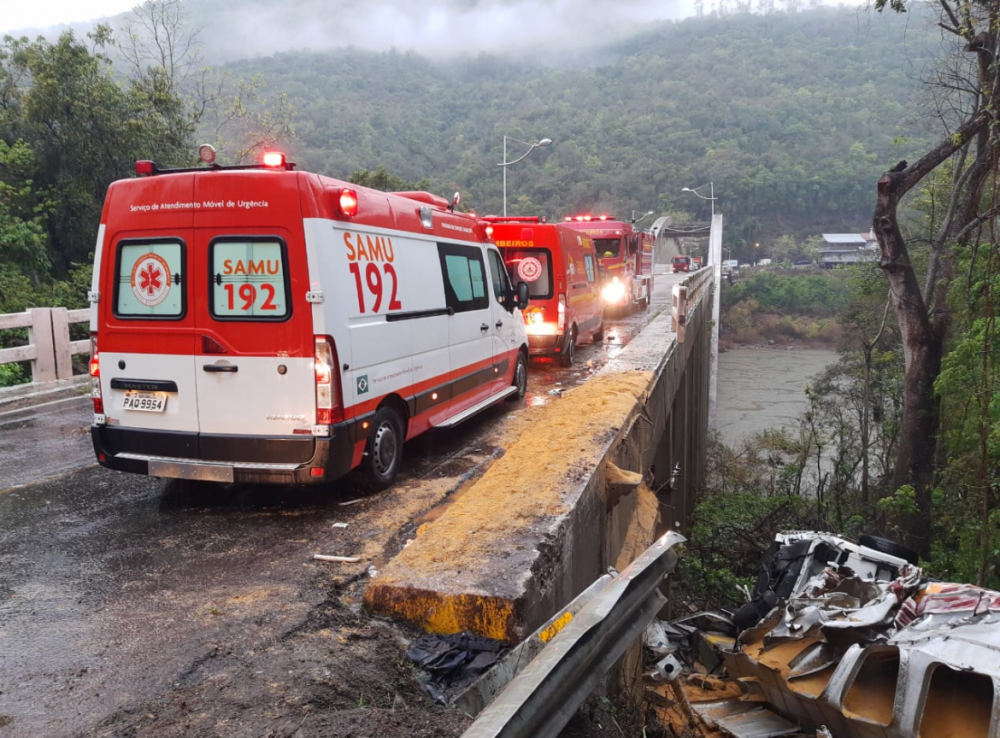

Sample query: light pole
[631,210,654,226]
[681,182,717,218]
[498,135,552,217]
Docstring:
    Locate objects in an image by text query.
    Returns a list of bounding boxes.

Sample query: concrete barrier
[365,269,714,642]
[0,307,89,383]
[0,307,91,411]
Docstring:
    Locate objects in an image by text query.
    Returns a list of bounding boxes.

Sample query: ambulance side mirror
[516,281,530,310]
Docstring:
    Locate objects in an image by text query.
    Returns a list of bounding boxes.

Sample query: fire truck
[560,214,654,311]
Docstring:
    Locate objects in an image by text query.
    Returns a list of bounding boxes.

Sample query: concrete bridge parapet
[365,268,716,643]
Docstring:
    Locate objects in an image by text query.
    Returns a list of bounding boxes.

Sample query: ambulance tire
[558,328,576,367]
[509,350,528,400]
[360,406,405,491]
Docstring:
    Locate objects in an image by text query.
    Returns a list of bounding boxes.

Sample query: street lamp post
[498,135,552,217]
[681,182,717,218]
[631,210,654,226]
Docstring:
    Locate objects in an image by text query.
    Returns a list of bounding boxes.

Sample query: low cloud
[206,0,691,60]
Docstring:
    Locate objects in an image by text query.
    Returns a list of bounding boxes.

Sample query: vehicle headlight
[602,279,626,304]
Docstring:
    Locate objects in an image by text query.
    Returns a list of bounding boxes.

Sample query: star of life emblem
[130,253,171,307]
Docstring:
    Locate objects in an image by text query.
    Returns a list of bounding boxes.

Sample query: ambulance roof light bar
[563,214,616,222]
[133,146,296,177]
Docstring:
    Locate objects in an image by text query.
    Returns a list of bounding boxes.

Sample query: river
[716,347,839,446]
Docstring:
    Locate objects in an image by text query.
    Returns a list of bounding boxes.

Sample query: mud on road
[0,279,678,738]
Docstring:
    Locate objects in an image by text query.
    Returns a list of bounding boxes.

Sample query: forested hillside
[212,4,942,256]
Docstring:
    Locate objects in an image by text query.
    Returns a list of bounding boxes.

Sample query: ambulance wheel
[558,329,576,367]
[361,406,404,491]
[509,350,528,400]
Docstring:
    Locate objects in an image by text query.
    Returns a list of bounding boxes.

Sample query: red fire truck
[560,214,654,311]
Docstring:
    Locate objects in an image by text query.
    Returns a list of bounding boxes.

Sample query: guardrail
[0,308,90,384]
[459,531,685,738]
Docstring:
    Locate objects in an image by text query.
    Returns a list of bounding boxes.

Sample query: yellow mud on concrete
[365,370,655,639]
[614,479,661,573]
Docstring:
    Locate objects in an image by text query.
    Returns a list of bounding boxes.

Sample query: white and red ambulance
[88,149,530,489]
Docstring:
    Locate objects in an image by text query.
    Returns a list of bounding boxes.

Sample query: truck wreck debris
[649,531,999,738]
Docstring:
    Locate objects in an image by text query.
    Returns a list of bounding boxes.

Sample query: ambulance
[485,216,604,366]
[88,148,531,490]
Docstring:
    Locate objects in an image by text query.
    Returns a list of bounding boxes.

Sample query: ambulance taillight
[558,294,567,333]
[314,336,344,425]
[338,189,359,218]
[89,333,104,415]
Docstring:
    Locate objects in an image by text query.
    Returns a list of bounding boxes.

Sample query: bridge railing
[0,308,90,384]
[670,267,714,342]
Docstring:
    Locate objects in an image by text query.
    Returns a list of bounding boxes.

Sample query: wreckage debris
[646,531,999,738]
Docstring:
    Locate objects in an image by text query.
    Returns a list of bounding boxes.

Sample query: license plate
[122,390,167,413]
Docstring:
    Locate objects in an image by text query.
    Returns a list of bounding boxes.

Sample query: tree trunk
[872,112,987,556]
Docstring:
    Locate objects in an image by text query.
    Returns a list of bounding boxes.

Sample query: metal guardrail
[459,531,685,738]
[0,307,90,383]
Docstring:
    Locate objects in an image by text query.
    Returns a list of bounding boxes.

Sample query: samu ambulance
[88,148,530,490]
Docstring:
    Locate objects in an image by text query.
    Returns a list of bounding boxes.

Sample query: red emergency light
[135,160,157,176]
[338,188,359,218]
[262,151,285,168]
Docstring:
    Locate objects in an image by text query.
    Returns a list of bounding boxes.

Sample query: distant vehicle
[88,147,530,490]
[561,214,654,311]
[758,258,772,266]
[672,255,691,273]
[792,258,812,268]
[487,216,604,367]
[690,256,703,270]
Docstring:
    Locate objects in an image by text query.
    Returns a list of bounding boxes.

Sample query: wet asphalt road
[0,274,681,738]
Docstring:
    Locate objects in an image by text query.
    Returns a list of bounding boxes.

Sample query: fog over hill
[192,0,691,60]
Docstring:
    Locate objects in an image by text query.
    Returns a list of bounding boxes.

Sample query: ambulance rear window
[504,249,553,300]
[114,240,185,319]
[210,238,290,321]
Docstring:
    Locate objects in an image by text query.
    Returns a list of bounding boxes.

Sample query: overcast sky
[0,0,141,34]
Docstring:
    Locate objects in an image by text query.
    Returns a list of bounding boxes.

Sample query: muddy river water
[716,347,839,445]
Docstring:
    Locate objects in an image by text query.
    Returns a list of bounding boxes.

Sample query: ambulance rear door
[192,226,316,450]
[100,229,201,451]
